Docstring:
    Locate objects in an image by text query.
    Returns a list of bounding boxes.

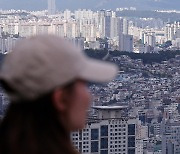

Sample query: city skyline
[0,8,180,54]
[48,0,56,15]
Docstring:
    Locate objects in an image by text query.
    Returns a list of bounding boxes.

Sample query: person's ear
[52,89,67,112]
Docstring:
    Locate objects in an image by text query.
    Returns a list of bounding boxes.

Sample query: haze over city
[0,0,180,11]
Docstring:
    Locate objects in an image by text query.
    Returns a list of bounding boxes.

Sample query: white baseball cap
[0,35,118,102]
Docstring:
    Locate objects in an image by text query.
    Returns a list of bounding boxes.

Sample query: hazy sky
[0,0,180,11]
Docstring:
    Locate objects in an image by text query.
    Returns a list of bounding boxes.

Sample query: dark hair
[0,90,79,154]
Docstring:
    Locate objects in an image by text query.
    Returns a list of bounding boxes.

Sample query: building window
[91,129,99,140]
[128,136,135,147]
[79,142,82,152]
[79,131,82,140]
[100,150,108,154]
[128,124,135,135]
[128,149,135,154]
[91,141,99,153]
[101,138,108,149]
[101,125,108,137]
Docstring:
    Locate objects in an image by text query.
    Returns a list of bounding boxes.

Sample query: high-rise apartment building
[72,106,140,154]
[19,22,36,37]
[64,10,71,20]
[48,0,56,15]
[0,35,21,53]
[165,23,175,41]
[162,119,180,154]
[119,34,133,52]
[110,17,118,38]
[123,18,129,35]
[98,10,106,38]
[142,32,156,48]
[105,15,111,38]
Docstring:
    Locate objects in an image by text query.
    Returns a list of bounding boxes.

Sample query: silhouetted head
[0,35,118,154]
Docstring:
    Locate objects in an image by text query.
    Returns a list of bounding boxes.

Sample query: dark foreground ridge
[85,49,180,64]
[1,50,180,66]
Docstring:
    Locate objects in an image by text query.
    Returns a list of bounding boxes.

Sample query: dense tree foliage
[159,41,172,49]
[84,49,180,64]
[1,50,180,66]
[85,49,108,59]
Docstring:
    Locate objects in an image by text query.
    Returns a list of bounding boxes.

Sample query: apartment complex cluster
[0,9,180,54]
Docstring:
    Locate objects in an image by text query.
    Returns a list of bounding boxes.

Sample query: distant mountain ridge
[0,0,180,11]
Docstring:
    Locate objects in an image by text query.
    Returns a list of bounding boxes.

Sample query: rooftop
[92,106,128,110]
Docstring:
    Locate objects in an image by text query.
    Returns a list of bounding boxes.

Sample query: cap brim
[79,58,118,83]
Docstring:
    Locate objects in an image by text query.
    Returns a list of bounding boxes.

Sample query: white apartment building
[48,0,56,15]
[123,18,129,35]
[0,35,21,53]
[162,119,180,154]
[119,34,133,52]
[18,22,37,37]
[36,22,51,35]
[75,9,94,20]
[64,9,71,20]
[128,26,143,40]
[2,22,19,35]
[136,140,144,154]
[110,17,118,38]
[98,10,106,38]
[142,32,156,48]
[172,38,180,48]
[72,106,141,154]
[52,23,65,37]
[165,24,175,41]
